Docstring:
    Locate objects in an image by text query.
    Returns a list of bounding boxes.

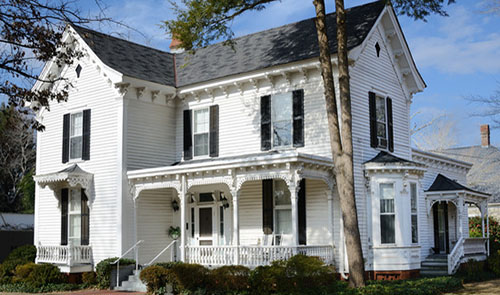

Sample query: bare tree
[468,82,500,127]
[412,112,458,151]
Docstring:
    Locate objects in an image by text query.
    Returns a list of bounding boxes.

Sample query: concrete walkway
[448,278,500,294]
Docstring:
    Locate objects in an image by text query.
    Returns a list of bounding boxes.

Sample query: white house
[32,1,489,284]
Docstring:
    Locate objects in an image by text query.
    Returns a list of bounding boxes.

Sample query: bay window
[380,183,395,244]
[410,183,418,243]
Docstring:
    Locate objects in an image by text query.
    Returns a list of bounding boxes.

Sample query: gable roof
[176,1,385,87]
[435,146,500,202]
[72,25,176,86]
[426,173,489,196]
[70,1,385,88]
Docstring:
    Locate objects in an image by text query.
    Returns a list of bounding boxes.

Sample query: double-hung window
[68,189,82,245]
[193,108,209,157]
[380,183,395,244]
[271,93,293,147]
[410,183,418,243]
[375,96,388,149]
[274,180,292,236]
[70,112,83,159]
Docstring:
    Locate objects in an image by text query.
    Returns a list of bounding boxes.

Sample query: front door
[199,207,213,245]
[433,202,449,254]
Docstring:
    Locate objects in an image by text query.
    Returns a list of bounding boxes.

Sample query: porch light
[172,199,179,212]
[220,193,229,209]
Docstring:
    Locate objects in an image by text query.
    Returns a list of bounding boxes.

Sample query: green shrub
[13,263,65,287]
[488,250,500,276]
[0,282,84,293]
[82,271,98,285]
[140,265,169,294]
[155,261,183,270]
[209,265,250,294]
[167,263,209,293]
[469,216,500,253]
[0,244,37,283]
[95,257,135,289]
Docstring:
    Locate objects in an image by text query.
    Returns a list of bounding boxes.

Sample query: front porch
[128,151,340,269]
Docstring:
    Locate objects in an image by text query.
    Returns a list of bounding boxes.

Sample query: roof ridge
[71,24,173,56]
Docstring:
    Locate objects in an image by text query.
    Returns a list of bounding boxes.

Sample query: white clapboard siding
[137,189,179,265]
[35,56,121,264]
[239,181,263,246]
[305,179,332,245]
[127,99,176,170]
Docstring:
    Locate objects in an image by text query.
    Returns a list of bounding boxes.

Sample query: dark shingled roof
[72,25,176,86]
[364,151,416,164]
[71,1,385,88]
[426,173,489,196]
[434,146,500,202]
[176,1,385,86]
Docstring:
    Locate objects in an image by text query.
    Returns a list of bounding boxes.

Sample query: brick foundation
[366,269,420,281]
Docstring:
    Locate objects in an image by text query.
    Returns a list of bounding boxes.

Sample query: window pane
[70,136,82,159]
[194,133,208,156]
[71,113,83,136]
[376,97,386,122]
[377,122,386,138]
[69,214,81,239]
[69,189,81,212]
[271,93,292,122]
[199,193,213,202]
[380,183,394,200]
[410,183,417,213]
[412,215,418,243]
[380,199,394,213]
[276,209,292,234]
[194,109,209,133]
[273,120,292,147]
[381,215,395,244]
[274,180,291,205]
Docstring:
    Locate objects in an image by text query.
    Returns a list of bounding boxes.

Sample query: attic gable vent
[75,64,82,78]
[375,42,381,57]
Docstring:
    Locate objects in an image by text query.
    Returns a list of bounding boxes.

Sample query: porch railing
[36,244,92,266]
[463,237,488,256]
[186,245,334,267]
[447,237,464,275]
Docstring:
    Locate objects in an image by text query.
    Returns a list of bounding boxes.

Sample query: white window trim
[69,111,84,161]
[375,95,389,152]
[271,92,293,149]
[192,107,210,158]
[410,182,419,244]
[379,182,396,245]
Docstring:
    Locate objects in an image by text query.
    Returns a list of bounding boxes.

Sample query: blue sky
[3,0,499,147]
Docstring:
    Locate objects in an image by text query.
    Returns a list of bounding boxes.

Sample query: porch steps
[114,270,147,292]
[420,255,448,276]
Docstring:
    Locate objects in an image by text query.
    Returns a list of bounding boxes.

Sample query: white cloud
[408,5,500,74]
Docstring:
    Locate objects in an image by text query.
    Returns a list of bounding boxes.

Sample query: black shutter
[262,179,273,235]
[293,89,305,147]
[81,189,90,245]
[183,110,193,160]
[386,97,394,152]
[369,92,377,148]
[261,95,271,151]
[62,114,70,163]
[61,188,68,246]
[298,179,306,245]
[209,105,219,157]
[82,109,91,160]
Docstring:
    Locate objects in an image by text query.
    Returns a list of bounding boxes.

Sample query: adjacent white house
[32,1,489,282]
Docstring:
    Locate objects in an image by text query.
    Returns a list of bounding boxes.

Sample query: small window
[75,64,82,78]
[375,42,381,57]
[193,108,209,156]
[199,193,213,203]
[271,93,292,147]
[375,96,388,149]
[70,112,83,159]
[380,183,395,244]
[410,183,418,243]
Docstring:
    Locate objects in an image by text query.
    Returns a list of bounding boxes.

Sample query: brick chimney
[481,124,490,147]
[169,36,184,54]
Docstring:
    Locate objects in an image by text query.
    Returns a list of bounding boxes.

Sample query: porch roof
[127,151,333,180]
[426,174,490,198]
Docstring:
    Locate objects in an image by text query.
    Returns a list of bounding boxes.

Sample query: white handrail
[145,240,177,267]
[111,240,143,288]
[447,237,464,275]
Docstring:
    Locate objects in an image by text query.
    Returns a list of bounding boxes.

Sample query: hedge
[0,282,85,293]
[0,244,37,283]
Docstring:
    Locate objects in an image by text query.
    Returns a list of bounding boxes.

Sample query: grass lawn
[446,278,500,294]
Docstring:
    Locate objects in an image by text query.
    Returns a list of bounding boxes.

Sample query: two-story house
[32,1,489,285]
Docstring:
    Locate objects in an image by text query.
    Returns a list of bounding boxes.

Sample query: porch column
[481,205,486,238]
[457,198,463,239]
[487,205,490,256]
[231,189,240,265]
[133,198,139,271]
[180,175,187,262]
[326,190,334,245]
[289,183,299,246]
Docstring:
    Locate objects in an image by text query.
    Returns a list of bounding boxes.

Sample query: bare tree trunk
[335,0,366,287]
[312,0,365,287]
